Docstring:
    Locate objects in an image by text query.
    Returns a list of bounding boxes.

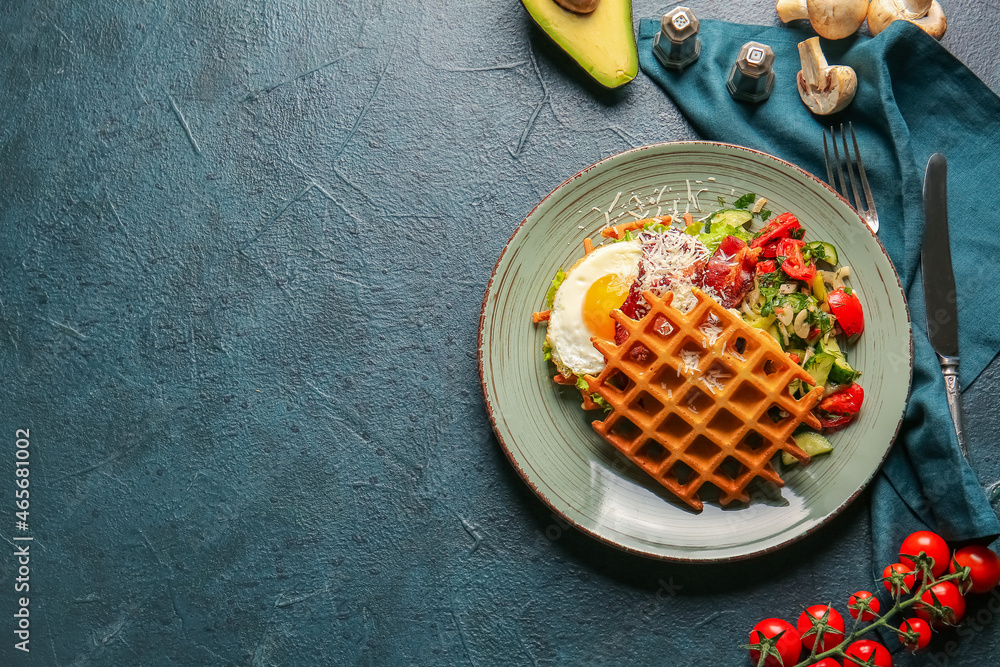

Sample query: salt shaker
[726,42,775,103]
[653,7,701,71]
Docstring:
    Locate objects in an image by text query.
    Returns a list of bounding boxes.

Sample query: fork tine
[822,130,836,189]
[840,123,864,213]
[849,122,877,219]
[830,126,848,198]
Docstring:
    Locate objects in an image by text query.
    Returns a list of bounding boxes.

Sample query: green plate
[479,142,912,561]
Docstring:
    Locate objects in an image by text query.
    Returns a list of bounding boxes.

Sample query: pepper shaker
[653,7,701,71]
[726,42,775,103]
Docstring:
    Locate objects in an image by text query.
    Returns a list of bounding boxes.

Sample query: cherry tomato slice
[949,545,1000,594]
[751,212,802,250]
[900,530,950,578]
[819,383,864,414]
[776,237,817,282]
[845,639,892,667]
[900,617,932,652]
[748,618,802,667]
[756,259,777,274]
[827,287,864,336]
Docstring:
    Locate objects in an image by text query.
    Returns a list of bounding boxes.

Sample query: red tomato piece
[882,562,917,595]
[796,605,845,653]
[899,617,932,652]
[949,545,1000,594]
[915,580,966,627]
[811,659,841,667]
[848,590,880,621]
[756,259,777,274]
[900,531,950,578]
[751,212,802,251]
[748,618,802,667]
[845,640,893,667]
[775,237,817,281]
[827,287,864,336]
[817,383,864,431]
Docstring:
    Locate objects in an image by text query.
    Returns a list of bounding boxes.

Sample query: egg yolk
[582,274,631,341]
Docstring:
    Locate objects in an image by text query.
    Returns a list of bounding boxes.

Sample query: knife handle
[939,355,969,459]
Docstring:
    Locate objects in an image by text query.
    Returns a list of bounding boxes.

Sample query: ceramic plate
[479,142,912,561]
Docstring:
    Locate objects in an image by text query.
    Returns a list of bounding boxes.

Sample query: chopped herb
[545,268,566,309]
[542,339,553,361]
[733,192,757,210]
[759,209,772,222]
[717,196,727,207]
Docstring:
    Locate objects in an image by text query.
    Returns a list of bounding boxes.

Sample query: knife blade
[921,153,968,459]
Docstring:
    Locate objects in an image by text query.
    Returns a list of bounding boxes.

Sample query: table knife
[921,153,969,459]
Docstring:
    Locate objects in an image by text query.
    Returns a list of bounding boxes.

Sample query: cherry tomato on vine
[748,618,802,667]
[848,590,880,621]
[899,617,932,652]
[844,639,892,667]
[810,659,841,667]
[827,287,864,336]
[882,562,917,595]
[948,545,1000,594]
[900,531,950,578]
[915,580,966,627]
[796,605,845,653]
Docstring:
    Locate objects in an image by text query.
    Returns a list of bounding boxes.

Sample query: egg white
[547,240,642,377]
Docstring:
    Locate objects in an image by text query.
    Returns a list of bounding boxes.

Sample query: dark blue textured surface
[1,1,999,665]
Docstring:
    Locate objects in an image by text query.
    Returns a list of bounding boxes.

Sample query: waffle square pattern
[587,288,825,511]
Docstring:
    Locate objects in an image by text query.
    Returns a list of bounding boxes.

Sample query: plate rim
[478,140,913,562]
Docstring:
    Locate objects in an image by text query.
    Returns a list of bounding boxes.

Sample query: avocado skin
[520,0,638,88]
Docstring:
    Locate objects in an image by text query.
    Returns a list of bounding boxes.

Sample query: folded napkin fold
[638,19,1000,570]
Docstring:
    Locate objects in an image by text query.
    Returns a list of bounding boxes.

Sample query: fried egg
[547,240,642,376]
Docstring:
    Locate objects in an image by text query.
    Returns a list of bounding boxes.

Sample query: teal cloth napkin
[638,18,1000,571]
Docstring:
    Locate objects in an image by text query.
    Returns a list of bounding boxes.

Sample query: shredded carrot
[532,310,550,323]
[600,219,644,239]
[600,215,672,239]
[583,237,594,254]
[683,212,693,227]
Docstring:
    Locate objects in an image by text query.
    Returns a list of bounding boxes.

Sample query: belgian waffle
[586,288,824,511]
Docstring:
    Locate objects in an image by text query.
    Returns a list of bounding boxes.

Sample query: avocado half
[521,0,638,88]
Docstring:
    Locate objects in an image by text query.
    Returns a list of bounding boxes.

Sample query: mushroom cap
[805,0,868,40]
[797,65,858,115]
[868,0,947,39]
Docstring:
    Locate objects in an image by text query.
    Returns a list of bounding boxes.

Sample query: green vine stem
[790,562,969,667]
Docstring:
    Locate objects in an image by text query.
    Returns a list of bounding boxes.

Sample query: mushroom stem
[796,37,857,115]
[776,0,868,40]
[900,0,933,18]
[775,0,808,22]
[868,0,947,39]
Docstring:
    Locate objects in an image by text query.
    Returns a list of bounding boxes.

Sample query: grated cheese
[699,314,723,346]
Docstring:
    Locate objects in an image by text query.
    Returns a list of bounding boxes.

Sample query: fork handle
[939,354,969,459]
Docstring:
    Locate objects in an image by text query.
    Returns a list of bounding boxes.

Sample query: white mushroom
[868,0,947,39]
[796,37,857,115]
[776,0,868,40]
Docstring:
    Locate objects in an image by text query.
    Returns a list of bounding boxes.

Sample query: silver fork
[823,123,879,233]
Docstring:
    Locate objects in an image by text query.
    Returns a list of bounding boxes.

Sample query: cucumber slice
[710,209,753,228]
[829,356,862,385]
[806,241,838,266]
[804,352,835,386]
[782,431,835,466]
